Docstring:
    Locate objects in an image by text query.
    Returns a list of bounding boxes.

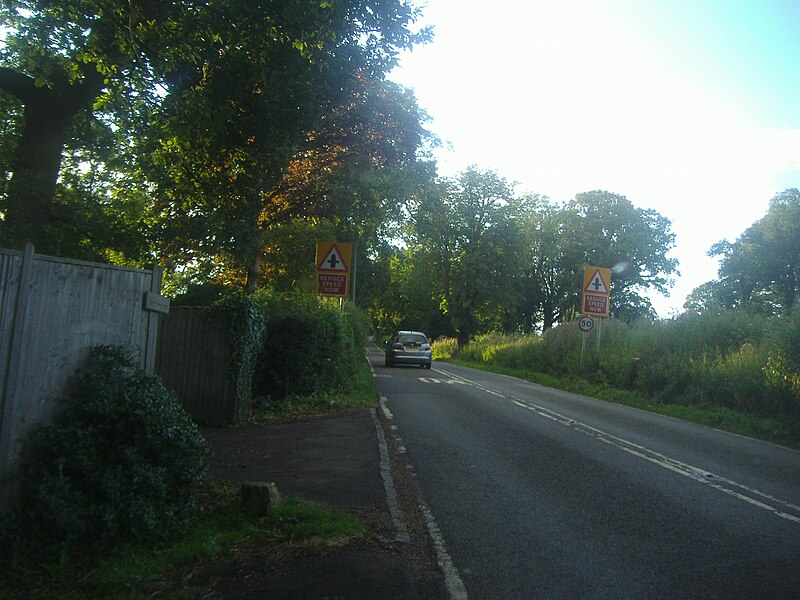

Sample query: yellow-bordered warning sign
[583,267,611,295]
[316,242,351,297]
[317,243,351,272]
[582,266,611,317]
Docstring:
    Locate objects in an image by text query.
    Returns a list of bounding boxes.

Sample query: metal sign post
[578,316,594,367]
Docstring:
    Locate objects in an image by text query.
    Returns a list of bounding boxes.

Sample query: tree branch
[0,67,37,103]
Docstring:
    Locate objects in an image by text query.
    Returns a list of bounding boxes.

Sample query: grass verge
[1,483,363,600]
[441,358,800,449]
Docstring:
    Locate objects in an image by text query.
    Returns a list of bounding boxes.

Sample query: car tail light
[421,343,431,351]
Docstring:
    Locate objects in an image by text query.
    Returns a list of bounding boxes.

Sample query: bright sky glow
[389,0,800,316]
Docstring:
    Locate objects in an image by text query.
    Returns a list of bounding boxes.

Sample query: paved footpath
[142,407,447,599]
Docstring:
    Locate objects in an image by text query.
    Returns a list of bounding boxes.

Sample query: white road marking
[439,370,800,525]
[371,405,410,544]
[419,500,469,600]
[378,394,469,599]
[419,377,470,384]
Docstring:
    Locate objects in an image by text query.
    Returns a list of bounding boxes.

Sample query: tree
[0,0,179,249]
[700,188,800,315]
[254,76,435,293]
[143,70,434,293]
[508,191,677,329]
[407,167,517,341]
[565,191,678,322]
[388,180,679,336]
[513,196,586,330]
[0,0,430,255]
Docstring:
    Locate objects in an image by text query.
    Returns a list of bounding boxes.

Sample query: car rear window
[398,334,427,344]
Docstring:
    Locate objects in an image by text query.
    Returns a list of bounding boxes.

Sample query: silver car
[385,331,432,369]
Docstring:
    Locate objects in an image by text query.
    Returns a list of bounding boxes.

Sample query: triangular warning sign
[317,244,349,272]
[584,269,609,294]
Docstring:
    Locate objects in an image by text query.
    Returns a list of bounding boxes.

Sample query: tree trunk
[1,66,104,250]
[244,251,261,295]
[542,302,555,331]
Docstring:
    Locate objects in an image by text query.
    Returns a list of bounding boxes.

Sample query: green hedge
[252,292,370,401]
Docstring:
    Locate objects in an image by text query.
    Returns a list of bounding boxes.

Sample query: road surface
[370,346,800,599]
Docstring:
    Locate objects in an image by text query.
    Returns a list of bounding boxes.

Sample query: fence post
[143,265,165,375]
[0,243,34,502]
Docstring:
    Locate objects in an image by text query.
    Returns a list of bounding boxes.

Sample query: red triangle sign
[584,269,609,294]
[318,244,349,272]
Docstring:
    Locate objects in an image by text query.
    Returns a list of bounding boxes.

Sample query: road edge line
[370,407,410,543]
[377,395,469,600]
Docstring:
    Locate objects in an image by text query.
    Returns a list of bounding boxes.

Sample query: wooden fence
[0,244,168,503]
[155,307,240,426]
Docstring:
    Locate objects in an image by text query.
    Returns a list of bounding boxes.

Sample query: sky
[388,0,800,317]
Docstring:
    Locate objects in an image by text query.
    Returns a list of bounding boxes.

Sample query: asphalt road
[369,347,800,600]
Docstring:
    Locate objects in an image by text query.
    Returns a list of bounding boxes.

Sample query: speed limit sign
[579,316,594,332]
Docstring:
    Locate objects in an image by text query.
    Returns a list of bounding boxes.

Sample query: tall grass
[437,307,800,445]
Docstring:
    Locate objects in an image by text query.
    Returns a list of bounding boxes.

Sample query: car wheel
[424,362,431,369]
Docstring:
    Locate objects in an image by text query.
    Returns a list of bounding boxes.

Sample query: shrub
[216,295,267,424]
[432,336,458,360]
[432,310,800,424]
[688,345,769,413]
[253,293,369,401]
[343,302,370,351]
[488,334,542,370]
[1,346,210,563]
[540,323,584,376]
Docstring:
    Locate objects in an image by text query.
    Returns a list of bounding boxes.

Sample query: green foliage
[444,310,800,431]
[0,0,431,268]
[2,482,363,598]
[431,337,459,359]
[252,293,370,402]
[266,497,363,542]
[383,177,679,339]
[216,295,268,424]
[0,346,210,566]
[700,188,800,315]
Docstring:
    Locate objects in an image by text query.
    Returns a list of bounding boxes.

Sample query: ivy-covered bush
[216,294,267,423]
[253,293,344,398]
[1,346,210,562]
[252,292,370,400]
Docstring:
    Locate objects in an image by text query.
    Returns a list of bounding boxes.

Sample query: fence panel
[0,245,165,503]
[155,308,237,426]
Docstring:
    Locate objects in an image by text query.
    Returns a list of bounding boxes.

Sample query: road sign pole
[351,238,357,303]
[581,331,587,368]
[596,316,602,349]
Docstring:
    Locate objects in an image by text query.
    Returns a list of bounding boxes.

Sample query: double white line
[435,367,800,525]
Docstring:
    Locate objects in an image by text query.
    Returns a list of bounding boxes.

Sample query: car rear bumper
[387,352,432,367]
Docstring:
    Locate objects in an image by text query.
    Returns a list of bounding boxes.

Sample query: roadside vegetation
[1,1,798,596]
[0,297,373,599]
[433,306,800,449]
[250,292,376,421]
